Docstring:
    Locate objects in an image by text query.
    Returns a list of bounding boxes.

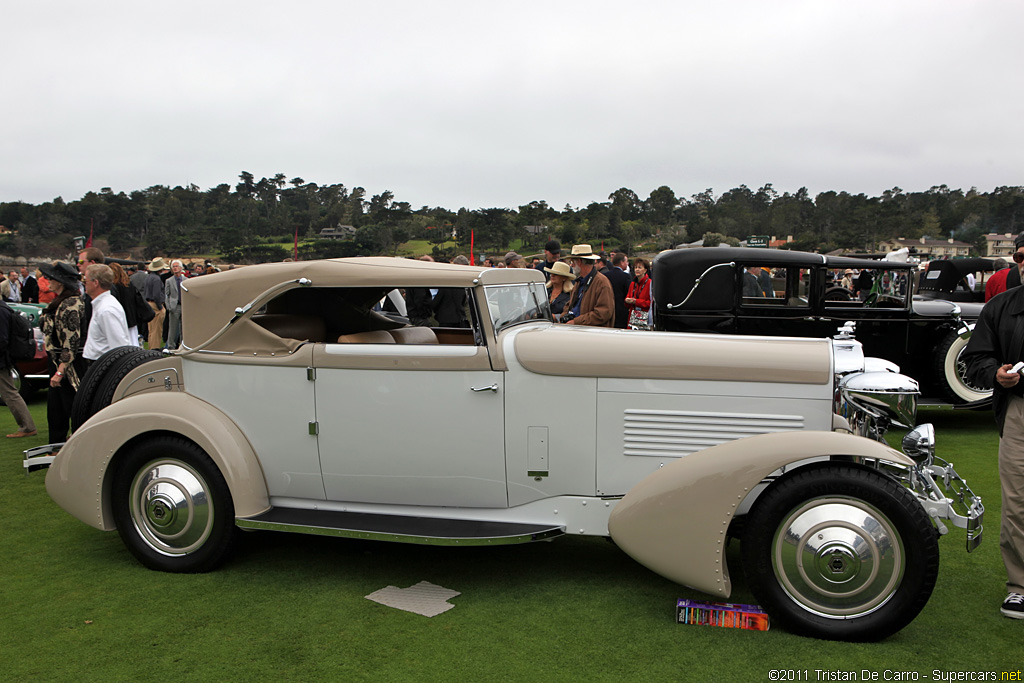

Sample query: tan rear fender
[46,392,270,531]
[607,430,913,598]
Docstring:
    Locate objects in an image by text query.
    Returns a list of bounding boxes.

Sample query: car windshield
[484,283,551,333]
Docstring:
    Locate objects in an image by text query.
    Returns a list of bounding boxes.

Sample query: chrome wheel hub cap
[771,497,904,618]
[129,460,214,556]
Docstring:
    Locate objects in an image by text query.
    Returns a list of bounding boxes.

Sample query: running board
[236,507,565,546]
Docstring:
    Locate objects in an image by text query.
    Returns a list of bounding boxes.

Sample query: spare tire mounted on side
[71,346,165,431]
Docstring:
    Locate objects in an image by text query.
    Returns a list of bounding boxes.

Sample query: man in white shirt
[82,264,131,361]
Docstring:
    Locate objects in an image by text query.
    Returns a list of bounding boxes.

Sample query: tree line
[1,172,1022,262]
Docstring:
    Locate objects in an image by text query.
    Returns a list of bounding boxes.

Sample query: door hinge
[308,421,319,436]
[307,367,316,381]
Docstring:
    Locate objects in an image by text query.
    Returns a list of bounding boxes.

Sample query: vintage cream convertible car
[36,258,983,641]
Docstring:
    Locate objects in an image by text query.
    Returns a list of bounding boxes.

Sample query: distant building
[878,237,970,258]
[524,225,548,236]
[318,225,356,240]
[984,232,1018,258]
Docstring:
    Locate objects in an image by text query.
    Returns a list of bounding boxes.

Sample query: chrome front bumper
[906,456,984,552]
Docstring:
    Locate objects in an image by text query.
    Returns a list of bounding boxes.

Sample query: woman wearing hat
[841,269,854,291]
[543,261,575,322]
[38,261,85,442]
[624,258,652,330]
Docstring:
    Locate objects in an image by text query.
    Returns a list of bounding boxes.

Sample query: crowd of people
[0,248,220,444]
[475,240,653,329]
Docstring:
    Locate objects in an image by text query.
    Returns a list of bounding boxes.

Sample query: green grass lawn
[2,401,1019,681]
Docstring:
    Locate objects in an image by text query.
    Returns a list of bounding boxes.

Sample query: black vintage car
[652,247,987,405]
[915,258,1001,327]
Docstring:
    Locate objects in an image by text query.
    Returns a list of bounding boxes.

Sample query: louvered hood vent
[623,409,805,458]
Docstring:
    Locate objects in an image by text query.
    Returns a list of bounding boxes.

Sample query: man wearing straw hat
[561,244,614,327]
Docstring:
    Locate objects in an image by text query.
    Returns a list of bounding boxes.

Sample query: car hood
[510,325,833,385]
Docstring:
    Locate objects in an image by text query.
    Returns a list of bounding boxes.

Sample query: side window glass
[252,287,484,346]
[785,268,812,306]
[740,267,810,308]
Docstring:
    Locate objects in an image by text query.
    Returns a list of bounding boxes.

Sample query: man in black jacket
[962,286,1024,619]
[20,267,38,303]
[601,252,631,329]
[0,304,37,437]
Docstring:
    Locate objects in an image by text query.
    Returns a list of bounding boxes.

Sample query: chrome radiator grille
[623,409,805,457]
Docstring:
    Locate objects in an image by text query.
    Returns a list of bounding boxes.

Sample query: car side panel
[594,381,832,495]
[45,392,270,531]
[607,431,915,597]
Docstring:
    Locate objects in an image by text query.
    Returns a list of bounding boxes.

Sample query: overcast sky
[3,1,1022,211]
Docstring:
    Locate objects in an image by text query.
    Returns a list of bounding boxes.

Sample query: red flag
[470,230,475,265]
[293,226,299,261]
[86,218,94,248]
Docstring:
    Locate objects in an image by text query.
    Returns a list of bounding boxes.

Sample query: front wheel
[112,436,237,573]
[741,464,939,641]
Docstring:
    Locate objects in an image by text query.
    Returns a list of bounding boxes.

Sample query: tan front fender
[46,392,270,531]
[607,430,913,598]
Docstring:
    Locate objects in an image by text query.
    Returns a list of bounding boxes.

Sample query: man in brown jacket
[562,244,615,327]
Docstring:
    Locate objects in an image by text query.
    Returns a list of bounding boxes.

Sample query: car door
[312,319,507,508]
[821,266,912,357]
[734,264,838,337]
[183,345,325,501]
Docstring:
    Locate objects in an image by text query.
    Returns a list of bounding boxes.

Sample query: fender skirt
[607,430,914,598]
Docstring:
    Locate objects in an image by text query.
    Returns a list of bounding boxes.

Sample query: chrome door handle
[471,384,499,393]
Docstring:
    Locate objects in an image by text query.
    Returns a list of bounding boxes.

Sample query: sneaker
[1001,592,1024,619]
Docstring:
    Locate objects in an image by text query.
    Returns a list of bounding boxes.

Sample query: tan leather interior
[336,330,396,344]
[389,327,439,344]
[252,314,327,342]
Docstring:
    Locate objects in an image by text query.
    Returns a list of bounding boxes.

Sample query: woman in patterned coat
[38,262,85,443]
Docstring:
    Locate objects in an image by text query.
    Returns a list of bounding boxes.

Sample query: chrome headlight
[840,371,919,429]
[901,423,935,466]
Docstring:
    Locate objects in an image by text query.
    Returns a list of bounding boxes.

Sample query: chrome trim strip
[665,261,736,310]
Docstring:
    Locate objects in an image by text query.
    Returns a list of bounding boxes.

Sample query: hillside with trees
[1,172,1022,262]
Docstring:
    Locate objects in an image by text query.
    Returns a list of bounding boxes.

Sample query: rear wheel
[742,464,939,641]
[934,329,990,404]
[111,436,236,572]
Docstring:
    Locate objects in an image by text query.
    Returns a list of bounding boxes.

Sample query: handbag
[628,307,649,330]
